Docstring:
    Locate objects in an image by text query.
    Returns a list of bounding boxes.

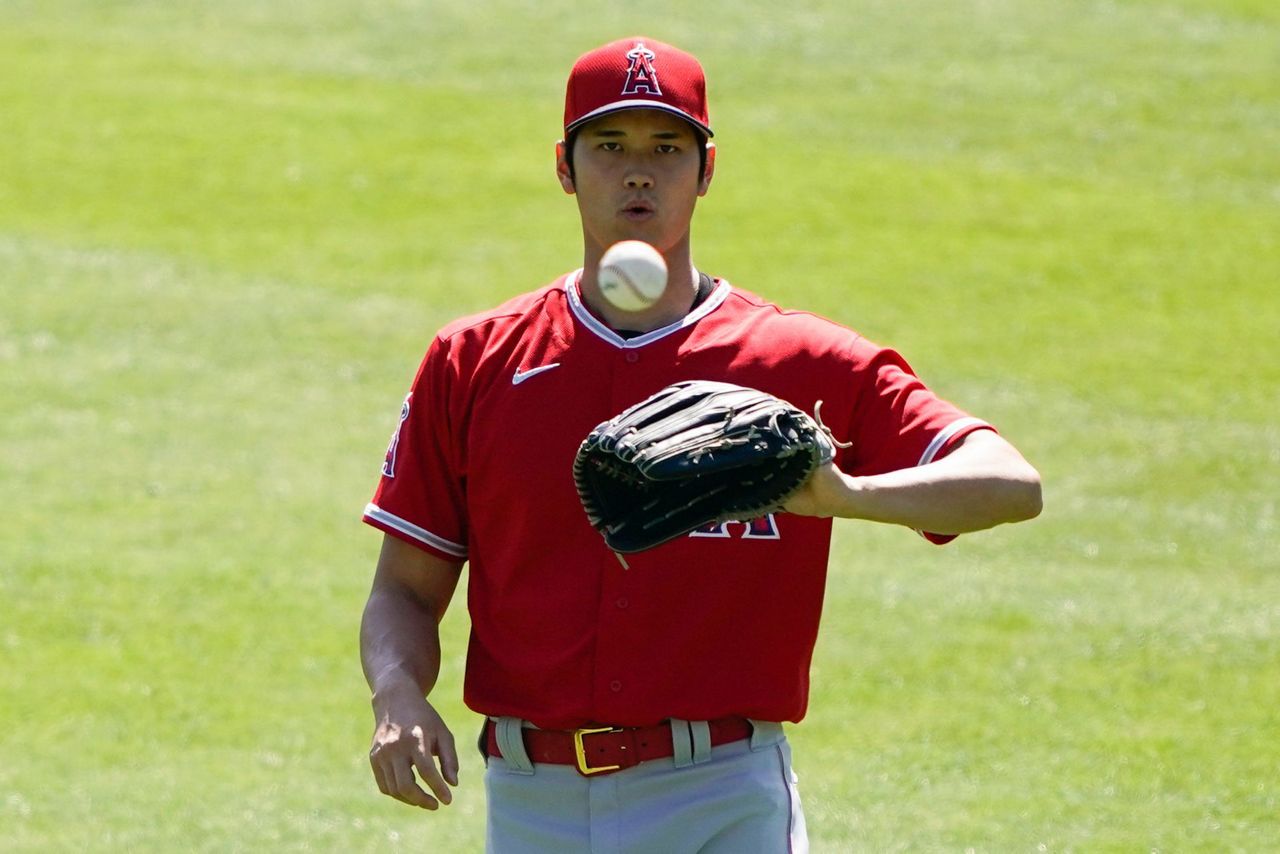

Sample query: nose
[623,169,654,189]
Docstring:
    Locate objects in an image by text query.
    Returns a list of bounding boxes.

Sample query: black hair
[563,126,710,185]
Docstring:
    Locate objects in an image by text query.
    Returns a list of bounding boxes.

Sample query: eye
[656,144,680,154]
[599,141,622,152]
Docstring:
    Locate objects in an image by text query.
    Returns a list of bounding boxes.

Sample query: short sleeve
[846,344,995,544]
[362,334,469,561]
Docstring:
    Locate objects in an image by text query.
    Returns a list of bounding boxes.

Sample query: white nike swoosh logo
[511,363,562,385]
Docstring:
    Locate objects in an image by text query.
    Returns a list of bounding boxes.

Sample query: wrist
[369,665,423,707]
[816,465,865,519]
[838,472,871,519]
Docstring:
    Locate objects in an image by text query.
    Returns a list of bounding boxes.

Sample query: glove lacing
[813,400,854,449]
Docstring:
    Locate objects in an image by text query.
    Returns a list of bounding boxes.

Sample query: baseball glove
[573,380,845,554]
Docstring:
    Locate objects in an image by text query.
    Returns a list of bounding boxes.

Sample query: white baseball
[597,240,668,312]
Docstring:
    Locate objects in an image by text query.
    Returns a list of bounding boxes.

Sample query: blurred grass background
[1,0,1277,850]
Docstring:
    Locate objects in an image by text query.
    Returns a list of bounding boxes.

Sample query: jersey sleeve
[845,341,995,545]
[362,334,469,561]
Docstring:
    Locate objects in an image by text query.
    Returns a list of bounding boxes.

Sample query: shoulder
[436,275,571,344]
[714,281,883,361]
[718,282,856,334]
[416,273,577,387]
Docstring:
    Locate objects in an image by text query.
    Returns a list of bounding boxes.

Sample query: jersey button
[609,680,623,693]
[624,351,639,363]
[616,597,629,609]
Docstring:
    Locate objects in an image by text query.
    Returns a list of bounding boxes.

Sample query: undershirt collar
[614,272,716,339]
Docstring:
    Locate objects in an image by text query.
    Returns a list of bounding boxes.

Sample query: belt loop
[668,719,694,768]
[494,716,535,775]
[748,719,784,752]
[690,721,712,764]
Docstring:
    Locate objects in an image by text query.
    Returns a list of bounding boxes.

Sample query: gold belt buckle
[573,726,622,775]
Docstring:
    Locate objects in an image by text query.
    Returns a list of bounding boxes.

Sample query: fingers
[390,751,441,810]
[371,751,392,797]
[440,734,461,787]
[369,720,459,810]
[371,749,441,810]
[411,725,459,799]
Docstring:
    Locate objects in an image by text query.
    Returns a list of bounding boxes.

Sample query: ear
[555,140,576,195]
[698,142,716,197]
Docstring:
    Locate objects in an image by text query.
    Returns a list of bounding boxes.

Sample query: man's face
[558,109,713,257]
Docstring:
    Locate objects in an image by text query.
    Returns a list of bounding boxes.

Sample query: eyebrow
[589,128,687,140]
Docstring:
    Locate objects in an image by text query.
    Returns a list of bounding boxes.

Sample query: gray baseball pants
[483,718,809,853]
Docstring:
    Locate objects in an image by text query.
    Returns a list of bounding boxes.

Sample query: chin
[617,231,670,252]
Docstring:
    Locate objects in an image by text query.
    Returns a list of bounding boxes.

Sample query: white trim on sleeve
[363,503,468,558]
[917,417,989,467]
[913,416,993,541]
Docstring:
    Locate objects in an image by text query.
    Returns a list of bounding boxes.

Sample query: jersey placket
[591,337,680,719]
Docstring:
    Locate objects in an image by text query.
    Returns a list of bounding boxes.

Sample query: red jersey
[364,272,991,729]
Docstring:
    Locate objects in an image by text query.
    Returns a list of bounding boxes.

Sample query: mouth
[621,200,655,220]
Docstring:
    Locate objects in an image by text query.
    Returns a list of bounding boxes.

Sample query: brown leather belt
[485,717,754,777]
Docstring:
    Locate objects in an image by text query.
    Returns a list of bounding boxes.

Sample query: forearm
[790,430,1042,534]
[831,459,1040,534]
[360,585,444,700]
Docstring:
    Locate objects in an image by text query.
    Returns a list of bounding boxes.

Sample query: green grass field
[2,0,1277,850]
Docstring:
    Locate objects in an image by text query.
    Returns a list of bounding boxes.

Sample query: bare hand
[368,687,459,810]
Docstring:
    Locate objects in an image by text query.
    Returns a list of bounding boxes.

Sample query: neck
[579,241,700,333]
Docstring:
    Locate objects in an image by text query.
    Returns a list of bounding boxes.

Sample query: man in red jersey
[360,36,1041,852]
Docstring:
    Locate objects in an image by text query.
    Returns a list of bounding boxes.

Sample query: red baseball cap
[563,37,713,137]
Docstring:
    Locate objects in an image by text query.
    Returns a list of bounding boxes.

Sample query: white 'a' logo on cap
[621,42,662,96]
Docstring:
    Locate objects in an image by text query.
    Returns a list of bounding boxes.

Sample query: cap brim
[565,99,713,137]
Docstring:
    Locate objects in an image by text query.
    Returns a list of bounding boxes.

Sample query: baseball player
[360,36,1041,852]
